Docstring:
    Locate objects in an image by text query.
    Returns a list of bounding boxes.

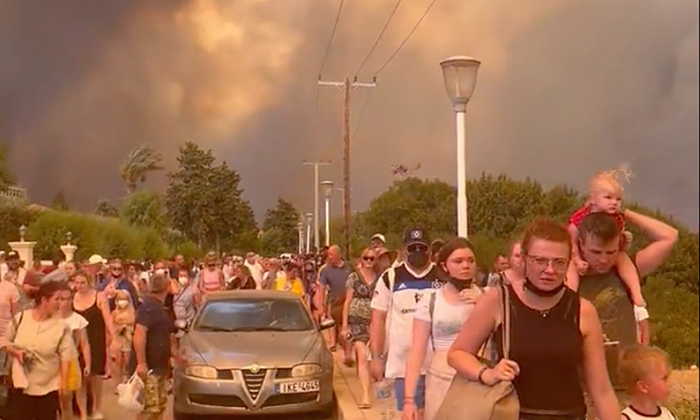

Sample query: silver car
[172,290,335,419]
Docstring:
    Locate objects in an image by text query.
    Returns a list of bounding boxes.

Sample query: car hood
[186,329,322,368]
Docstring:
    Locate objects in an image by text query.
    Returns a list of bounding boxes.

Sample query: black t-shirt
[136,296,175,376]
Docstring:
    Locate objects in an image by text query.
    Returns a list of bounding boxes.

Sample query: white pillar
[306,220,312,254]
[8,241,37,272]
[456,110,468,238]
[60,244,78,262]
[324,197,331,247]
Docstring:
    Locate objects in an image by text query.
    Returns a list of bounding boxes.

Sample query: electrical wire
[355,0,403,76]
[318,0,345,75]
[373,0,439,76]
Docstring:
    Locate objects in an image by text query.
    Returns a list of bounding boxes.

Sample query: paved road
[103,378,336,419]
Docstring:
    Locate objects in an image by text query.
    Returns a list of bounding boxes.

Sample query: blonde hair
[618,345,670,392]
[589,164,633,197]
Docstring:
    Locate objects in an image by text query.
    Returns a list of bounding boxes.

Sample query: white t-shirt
[622,406,677,420]
[414,286,480,351]
[245,262,265,290]
[63,312,89,331]
[370,263,441,379]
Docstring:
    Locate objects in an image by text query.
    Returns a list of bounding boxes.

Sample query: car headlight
[291,363,322,378]
[185,365,218,379]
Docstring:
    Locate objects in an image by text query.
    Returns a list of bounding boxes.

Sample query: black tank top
[494,285,586,417]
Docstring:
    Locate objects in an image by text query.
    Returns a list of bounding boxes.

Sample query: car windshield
[194,298,314,332]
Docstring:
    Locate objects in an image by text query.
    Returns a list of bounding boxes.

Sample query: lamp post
[321,180,334,247]
[297,222,304,254]
[305,213,313,254]
[440,56,481,238]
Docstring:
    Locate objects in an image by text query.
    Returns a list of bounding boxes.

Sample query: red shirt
[569,205,625,230]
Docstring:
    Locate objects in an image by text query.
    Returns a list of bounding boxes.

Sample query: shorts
[143,373,168,414]
[329,296,345,328]
[67,359,82,391]
[393,376,426,411]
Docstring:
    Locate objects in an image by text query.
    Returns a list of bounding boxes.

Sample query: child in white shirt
[619,345,678,420]
[58,285,91,420]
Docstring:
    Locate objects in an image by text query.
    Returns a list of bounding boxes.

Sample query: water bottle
[375,379,394,420]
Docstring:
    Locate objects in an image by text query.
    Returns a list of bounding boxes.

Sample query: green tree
[165,142,256,251]
[363,177,457,238]
[0,143,14,191]
[120,144,164,194]
[95,199,119,217]
[120,191,165,231]
[260,198,300,256]
[51,190,70,211]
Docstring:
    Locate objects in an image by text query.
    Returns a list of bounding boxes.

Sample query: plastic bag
[117,372,145,412]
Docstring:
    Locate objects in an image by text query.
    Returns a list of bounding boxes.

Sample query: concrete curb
[332,353,367,420]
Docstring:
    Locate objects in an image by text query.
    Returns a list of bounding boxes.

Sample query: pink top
[200,269,223,293]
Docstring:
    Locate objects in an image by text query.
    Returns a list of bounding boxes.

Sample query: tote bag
[433,284,519,420]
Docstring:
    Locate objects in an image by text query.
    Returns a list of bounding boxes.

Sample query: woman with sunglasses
[402,238,482,420]
[198,252,225,295]
[341,248,379,409]
[447,219,619,420]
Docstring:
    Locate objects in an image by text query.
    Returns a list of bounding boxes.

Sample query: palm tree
[120,144,164,194]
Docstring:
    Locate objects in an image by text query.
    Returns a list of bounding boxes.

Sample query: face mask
[407,251,429,269]
[448,277,473,292]
[116,300,129,309]
[524,277,566,297]
[178,276,189,286]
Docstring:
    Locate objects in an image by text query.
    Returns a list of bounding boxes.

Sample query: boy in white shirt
[618,345,678,420]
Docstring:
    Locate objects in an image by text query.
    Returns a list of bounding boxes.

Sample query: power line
[355,0,403,76]
[374,0,439,76]
[318,0,345,75]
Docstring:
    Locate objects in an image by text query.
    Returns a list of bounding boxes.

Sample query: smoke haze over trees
[0,0,697,228]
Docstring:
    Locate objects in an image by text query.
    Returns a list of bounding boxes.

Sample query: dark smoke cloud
[1,0,697,230]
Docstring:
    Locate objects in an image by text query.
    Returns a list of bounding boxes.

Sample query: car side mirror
[174,319,188,331]
[319,318,335,331]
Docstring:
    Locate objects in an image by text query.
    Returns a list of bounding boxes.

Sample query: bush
[26,210,170,262]
[0,202,39,249]
[644,276,700,368]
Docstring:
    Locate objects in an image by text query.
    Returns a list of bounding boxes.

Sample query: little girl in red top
[567,165,645,308]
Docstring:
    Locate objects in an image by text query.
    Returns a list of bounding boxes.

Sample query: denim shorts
[393,376,426,411]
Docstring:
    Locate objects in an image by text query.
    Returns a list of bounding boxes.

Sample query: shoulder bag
[433,284,519,420]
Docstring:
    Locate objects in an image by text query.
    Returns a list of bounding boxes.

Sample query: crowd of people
[0,167,684,420]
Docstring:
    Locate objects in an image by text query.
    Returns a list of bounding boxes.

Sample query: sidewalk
[332,350,399,420]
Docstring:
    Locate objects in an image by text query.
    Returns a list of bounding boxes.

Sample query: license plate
[277,380,320,394]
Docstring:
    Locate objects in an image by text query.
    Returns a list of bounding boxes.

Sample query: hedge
[25,210,170,262]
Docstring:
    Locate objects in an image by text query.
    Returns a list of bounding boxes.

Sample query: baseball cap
[88,254,106,265]
[403,227,430,247]
[6,250,19,260]
[371,233,386,244]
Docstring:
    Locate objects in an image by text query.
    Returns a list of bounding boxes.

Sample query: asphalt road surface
[103,379,337,420]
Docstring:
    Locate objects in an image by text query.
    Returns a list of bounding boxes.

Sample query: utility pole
[319,76,376,259]
[303,160,330,253]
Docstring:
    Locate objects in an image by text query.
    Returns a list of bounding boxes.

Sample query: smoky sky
[1,0,698,231]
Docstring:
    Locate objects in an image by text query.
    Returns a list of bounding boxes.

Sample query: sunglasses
[111,268,123,272]
[407,244,428,253]
[362,256,376,262]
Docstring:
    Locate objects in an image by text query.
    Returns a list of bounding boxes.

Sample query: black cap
[404,227,429,247]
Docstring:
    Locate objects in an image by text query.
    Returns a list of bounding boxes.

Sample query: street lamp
[321,180,334,247]
[297,222,304,254]
[305,213,313,254]
[440,56,481,238]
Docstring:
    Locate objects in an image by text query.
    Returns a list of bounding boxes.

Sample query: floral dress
[345,271,376,343]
